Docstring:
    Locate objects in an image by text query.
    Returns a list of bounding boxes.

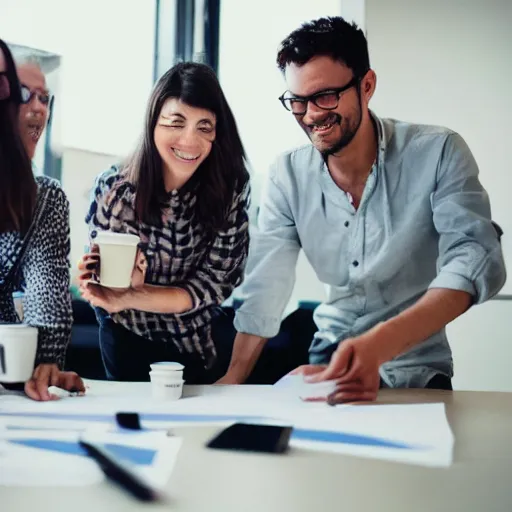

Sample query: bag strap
[1,187,50,289]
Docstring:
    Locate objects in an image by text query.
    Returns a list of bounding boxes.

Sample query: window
[218,0,342,307]
[0,0,156,276]
[218,0,342,203]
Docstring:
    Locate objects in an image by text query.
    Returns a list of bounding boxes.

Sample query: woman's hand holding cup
[77,234,146,313]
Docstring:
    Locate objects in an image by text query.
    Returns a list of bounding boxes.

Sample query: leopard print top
[0,176,72,369]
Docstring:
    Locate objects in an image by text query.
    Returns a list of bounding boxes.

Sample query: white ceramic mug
[0,324,38,383]
[95,231,140,288]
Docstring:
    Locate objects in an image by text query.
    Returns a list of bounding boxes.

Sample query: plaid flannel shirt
[85,167,250,368]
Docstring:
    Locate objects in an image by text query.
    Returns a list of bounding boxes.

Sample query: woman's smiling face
[153,98,216,190]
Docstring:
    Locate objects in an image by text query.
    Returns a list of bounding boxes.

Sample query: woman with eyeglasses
[78,62,251,383]
[0,39,85,400]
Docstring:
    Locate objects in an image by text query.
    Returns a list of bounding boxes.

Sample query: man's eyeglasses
[279,76,360,115]
[20,84,51,106]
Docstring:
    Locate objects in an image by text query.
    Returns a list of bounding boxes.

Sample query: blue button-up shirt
[234,113,506,388]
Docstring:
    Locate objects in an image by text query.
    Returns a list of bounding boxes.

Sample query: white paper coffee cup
[0,324,38,383]
[95,231,140,288]
[150,375,184,400]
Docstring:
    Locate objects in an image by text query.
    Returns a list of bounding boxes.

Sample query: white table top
[2,384,512,512]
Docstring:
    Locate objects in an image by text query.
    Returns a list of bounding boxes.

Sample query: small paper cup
[95,231,140,289]
[151,379,184,400]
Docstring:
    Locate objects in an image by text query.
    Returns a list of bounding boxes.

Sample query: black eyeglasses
[279,76,360,115]
[20,84,51,106]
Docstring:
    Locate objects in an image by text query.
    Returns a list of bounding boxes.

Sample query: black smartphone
[206,423,293,454]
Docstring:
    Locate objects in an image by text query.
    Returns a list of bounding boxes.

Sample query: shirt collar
[369,110,394,163]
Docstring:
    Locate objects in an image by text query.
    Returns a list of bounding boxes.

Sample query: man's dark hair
[277,16,370,78]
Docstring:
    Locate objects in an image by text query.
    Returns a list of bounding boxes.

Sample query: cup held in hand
[95,231,140,288]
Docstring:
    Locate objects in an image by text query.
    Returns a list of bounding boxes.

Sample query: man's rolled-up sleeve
[429,132,506,303]
[234,165,301,338]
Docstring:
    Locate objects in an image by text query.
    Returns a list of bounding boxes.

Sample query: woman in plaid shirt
[78,62,250,383]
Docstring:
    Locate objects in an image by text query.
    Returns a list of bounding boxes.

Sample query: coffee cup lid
[95,231,140,246]
[150,362,184,371]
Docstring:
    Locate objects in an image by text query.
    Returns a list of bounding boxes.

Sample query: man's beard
[308,88,364,157]
[319,106,362,157]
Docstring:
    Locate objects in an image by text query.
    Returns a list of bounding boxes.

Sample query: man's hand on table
[24,363,86,401]
[295,330,386,405]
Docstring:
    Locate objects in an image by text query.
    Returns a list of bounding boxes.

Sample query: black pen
[79,440,160,502]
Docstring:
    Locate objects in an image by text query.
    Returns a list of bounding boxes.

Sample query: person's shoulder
[93,164,124,192]
[269,144,322,182]
[278,143,320,166]
[93,165,135,202]
[35,176,68,206]
[35,175,63,192]
[382,117,457,152]
[31,177,69,229]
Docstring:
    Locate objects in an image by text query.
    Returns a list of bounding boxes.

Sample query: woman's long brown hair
[125,62,249,234]
[0,39,36,234]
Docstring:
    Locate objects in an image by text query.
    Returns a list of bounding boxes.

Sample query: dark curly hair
[277,16,370,78]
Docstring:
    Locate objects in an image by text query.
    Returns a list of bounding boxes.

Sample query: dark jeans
[95,307,313,384]
[96,308,231,383]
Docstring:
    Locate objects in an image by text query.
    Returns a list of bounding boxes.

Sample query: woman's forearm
[122,285,193,314]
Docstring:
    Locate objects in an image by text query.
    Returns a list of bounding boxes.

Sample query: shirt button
[352,260,359,267]
[344,221,349,227]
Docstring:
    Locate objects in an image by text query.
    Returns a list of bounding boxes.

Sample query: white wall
[61,148,119,280]
[447,301,512,392]
[0,0,156,280]
[219,0,342,181]
[367,0,512,292]
[366,0,512,391]
[0,0,155,157]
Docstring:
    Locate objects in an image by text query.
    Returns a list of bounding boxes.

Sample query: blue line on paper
[1,412,421,451]
[292,428,416,450]
[8,439,156,465]
[0,411,261,423]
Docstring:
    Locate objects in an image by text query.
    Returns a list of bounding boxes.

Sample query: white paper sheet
[0,422,182,488]
[0,380,454,470]
[286,403,453,467]
[273,373,337,399]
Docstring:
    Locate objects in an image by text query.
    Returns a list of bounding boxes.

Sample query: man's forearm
[373,288,472,364]
[224,332,268,383]
[122,285,193,314]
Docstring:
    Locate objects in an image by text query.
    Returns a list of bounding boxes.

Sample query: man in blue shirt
[217,17,506,402]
